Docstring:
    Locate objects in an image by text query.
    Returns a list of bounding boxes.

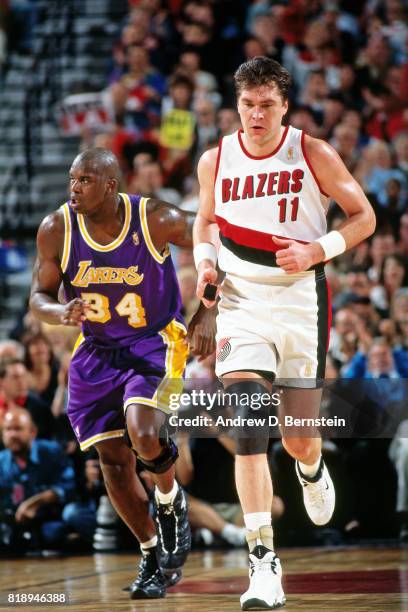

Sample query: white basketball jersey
[214,126,329,280]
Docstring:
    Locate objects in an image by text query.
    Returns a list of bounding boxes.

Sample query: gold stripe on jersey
[139,197,170,264]
[71,332,85,357]
[76,192,131,252]
[61,203,72,273]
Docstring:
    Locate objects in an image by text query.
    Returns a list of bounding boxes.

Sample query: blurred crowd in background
[0,0,407,556]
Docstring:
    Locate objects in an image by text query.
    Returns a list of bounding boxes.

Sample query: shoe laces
[249,554,280,576]
[303,475,328,506]
[157,503,177,551]
[136,552,161,585]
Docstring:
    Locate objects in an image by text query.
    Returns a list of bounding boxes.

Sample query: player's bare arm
[146,198,195,250]
[194,147,223,307]
[274,135,376,273]
[146,197,217,357]
[30,211,89,326]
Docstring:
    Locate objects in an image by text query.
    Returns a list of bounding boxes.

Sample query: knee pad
[137,438,179,474]
[225,381,273,456]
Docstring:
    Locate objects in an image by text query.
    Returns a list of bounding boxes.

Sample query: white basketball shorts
[215,269,331,388]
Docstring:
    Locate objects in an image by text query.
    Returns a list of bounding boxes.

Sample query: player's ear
[107,178,117,192]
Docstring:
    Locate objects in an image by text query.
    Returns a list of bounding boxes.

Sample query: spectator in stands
[249,13,283,62]
[288,106,319,138]
[343,336,408,380]
[371,254,408,314]
[159,72,195,183]
[110,44,166,137]
[23,332,59,408]
[0,408,95,553]
[0,340,24,361]
[329,308,370,370]
[129,160,181,206]
[389,419,408,542]
[217,108,241,137]
[331,123,360,174]
[194,97,218,161]
[391,288,408,350]
[394,132,408,178]
[0,359,54,440]
[299,69,328,117]
[397,213,408,256]
[243,36,268,62]
[178,50,219,104]
[367,232,396,283]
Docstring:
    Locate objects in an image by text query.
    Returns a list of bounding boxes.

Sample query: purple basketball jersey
[61,193,183,347]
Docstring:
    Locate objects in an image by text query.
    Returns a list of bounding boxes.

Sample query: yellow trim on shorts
[139,197,170,264]
[79,429,125,451]
[76,192,131,252]
[155,319,188,412]
[124,397,158,411]
[123,320,188,414]
[71,333,85,357]
[61,203,72,273]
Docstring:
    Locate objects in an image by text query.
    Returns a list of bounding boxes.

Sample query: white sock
[221,523,246,546]
[155,480,179,505]
[298,455,322,478]
[244,512,272,531]
[140,535,158,553]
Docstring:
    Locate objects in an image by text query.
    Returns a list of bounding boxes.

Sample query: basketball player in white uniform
[193,57,375,610]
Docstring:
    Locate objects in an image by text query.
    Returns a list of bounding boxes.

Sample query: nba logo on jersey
[132,232,139,246]
[217,338,231,362]
[286,146,297,163]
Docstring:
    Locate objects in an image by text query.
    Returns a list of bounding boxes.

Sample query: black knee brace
[137,438,179,474]
[225,381,274,456]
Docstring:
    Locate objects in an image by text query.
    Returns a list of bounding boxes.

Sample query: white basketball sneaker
[240,545,286,610]
[295,458,335,525]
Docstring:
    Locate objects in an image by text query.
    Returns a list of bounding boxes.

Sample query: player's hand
[187,303,217,359]
[273,237,324,273]
[196,264,219,308]
[60,298,90,326]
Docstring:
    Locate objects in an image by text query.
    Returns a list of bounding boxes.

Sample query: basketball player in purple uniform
[30,148,216,599]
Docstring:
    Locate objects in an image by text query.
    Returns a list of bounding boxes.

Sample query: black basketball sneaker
[129,546,167,599]
[153,485,191,574]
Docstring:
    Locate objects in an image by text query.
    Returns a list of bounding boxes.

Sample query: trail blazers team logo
[132,232,139,246]
[217,337,231,362]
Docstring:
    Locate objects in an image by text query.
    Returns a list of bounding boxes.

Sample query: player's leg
[126,403,190,575]
[279,387,335,525]
[96,437,155,541]
[95,437,169,599]
[223,372,285,611]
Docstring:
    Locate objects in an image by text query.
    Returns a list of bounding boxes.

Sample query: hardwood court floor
[1,546,408,611]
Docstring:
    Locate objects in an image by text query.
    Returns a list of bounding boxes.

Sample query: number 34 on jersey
[81,292,147,329]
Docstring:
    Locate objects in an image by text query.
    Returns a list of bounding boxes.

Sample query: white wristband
[315,230,346,261]
[193,243,217,269]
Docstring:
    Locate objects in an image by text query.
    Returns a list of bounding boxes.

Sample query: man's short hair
[234,56,292,101]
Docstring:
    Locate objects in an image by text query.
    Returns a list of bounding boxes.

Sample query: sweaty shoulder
[37,208,65,259]
[197,146,219,184]
[303,133,341,168]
